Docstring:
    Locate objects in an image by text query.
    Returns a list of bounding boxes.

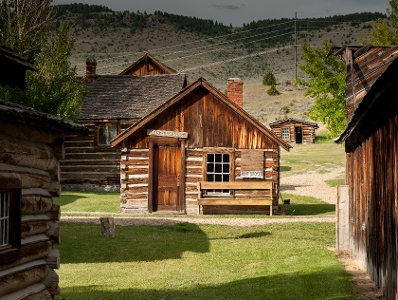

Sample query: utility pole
[294,11,298,81]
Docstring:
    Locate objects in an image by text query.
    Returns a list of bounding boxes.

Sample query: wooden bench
[197,181,273,215]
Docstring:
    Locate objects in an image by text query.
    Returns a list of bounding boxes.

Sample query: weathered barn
[269,118,318,144]
[333,45,398,299]
[111,77,291,215]
[0,100,88,299]
[60,58,187,191]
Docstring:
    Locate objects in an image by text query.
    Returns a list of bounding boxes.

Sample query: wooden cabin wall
[346,113,398,299]
[61,120,134,191]
[0,123,61,299]
[120,147,281,215]
[271,123,316,144]
[345,47,398,122]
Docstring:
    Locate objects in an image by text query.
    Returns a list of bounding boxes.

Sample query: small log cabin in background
[111,77,291,215]
[269,118,318,144]
[60,55,187,191]
[333,45,398,299]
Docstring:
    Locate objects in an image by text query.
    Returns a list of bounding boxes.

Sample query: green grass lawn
[55,222,355,300]
[55,191,120,213]
[280,138,346,177]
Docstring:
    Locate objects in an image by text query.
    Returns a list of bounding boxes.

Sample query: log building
[333,45,398,299]
[269,118,318,144]
[60,57,187,191]
[111,77,291,215]
[0,43,88,299]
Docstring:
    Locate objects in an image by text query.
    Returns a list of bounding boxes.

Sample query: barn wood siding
[0,127,62,298]
[345,47,398,122]
[346,114,398,299]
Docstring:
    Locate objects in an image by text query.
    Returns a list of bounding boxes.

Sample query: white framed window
[98,124,117,145]
[206,153,230,194]
[282,127,290,140]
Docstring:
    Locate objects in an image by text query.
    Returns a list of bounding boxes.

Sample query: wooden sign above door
[147,129,189,139]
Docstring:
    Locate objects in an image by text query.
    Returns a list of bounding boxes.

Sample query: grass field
[55,222,355,300]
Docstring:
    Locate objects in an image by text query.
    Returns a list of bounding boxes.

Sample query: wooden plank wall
[271,123,316,144]
[0,128,61,299]
[346,47,398,122]
[61,122,131,191]
[346,113,398,299]
[121,147,280,214]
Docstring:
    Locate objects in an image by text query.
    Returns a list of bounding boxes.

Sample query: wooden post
[100,218,116,238]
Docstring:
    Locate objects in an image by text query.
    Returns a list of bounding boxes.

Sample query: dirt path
[280,166,345,204]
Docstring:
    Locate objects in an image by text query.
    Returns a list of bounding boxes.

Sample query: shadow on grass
[56,269,354,300]
[280,165,292,172]
[58,222,210,263]
[55,194,87,206]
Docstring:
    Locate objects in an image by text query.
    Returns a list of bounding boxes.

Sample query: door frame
[148,137,186,213]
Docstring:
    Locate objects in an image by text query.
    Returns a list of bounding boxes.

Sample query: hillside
[57,4,385,126]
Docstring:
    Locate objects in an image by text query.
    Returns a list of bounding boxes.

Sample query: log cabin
[269,118,318,144]
[111,77,291,215]
[60,58,187,191]
[0,101,88,299]
[333,45,398,299]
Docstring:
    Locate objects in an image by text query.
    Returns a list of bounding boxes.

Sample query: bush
[262,70,276,86]
[267,84,281,96]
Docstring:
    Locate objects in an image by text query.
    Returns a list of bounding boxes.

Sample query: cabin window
[282,127,290,140]
[206,153,230,194]
[0,189,21,263]
[98,124,117,145]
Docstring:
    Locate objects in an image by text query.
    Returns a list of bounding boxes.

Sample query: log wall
[120,147,280,215]
[0,123,62,299]
[60,120,134,191]
[271,122,317,144]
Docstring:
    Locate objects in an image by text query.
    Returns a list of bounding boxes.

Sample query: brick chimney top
[86,58,97,82]
[227,78,243,107]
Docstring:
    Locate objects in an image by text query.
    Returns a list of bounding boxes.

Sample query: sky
[57,0,390,26]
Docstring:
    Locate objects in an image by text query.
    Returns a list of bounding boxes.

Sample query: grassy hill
[58,4,385,127]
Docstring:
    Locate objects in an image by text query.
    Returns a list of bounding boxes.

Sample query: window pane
[223,154,230,162]
[223,164,229,173]
[215,174,222,182]
[207,154,214,162]
[207,174,214,182]
[98,125,117,145]
[215,154,222,162]
[207,163,214,172]
[215,164,222,173]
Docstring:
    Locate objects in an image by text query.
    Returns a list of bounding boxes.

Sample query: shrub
[262,70,276,86]
[267,84,281,96]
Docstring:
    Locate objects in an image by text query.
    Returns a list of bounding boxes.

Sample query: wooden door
[153,141,181,211]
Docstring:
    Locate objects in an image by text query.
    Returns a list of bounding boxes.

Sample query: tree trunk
[100,218,115,238]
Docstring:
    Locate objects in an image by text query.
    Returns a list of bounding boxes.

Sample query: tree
[267,84,281,96]
[0,0,86,121]
[367,0,398,45]
[262,70,277,86]
[0,0,54,60]
[297,41,346,137]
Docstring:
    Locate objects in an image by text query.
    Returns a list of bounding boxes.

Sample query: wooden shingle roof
[0,42,37,71]
[81,73,187,120]
[119,53,177,75]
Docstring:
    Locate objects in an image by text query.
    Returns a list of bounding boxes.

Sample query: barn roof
[269,118,318,128]
[81,73,187,120]
[0,42,37,71]
[111,77,292,151]
[119,52,178,75]
[335,52,398,148]
[0,99,88,134]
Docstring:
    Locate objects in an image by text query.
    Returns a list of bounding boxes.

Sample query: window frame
[96,122,119,146]
[281,127,290,140]
[202,148,235,196]
[0,187,21,264]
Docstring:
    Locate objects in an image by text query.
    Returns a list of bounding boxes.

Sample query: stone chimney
[85,58,97,82]
[226,78,243,107]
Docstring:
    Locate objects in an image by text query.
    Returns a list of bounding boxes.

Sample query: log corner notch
[100,217,116,238]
